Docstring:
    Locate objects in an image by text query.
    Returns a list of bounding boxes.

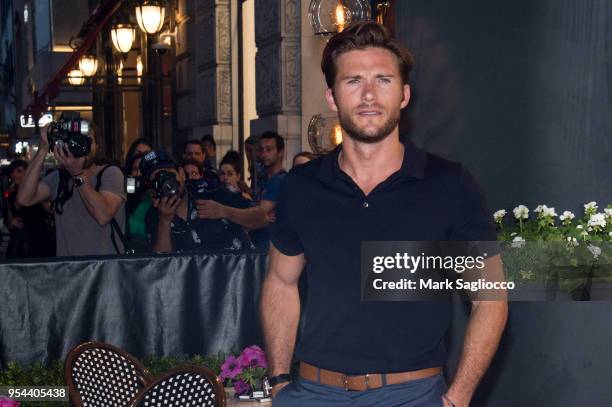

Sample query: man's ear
[400,84,411,109]
[325,88,339,112]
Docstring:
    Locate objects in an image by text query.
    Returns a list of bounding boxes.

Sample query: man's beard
[338,107,400,144]
[82,153,96,169]
[263,156,279,169]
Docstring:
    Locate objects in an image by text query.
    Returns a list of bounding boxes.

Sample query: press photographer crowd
[0,116,316,259]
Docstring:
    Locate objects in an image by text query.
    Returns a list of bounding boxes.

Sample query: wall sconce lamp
[308,0,371,37]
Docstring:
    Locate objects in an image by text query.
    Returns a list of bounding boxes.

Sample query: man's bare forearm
[77,183,120,226]
[17,147,47,207]
[260,274,301,376]
[153,220,173,252]
[223,205,268,230]
[445,300,508,406]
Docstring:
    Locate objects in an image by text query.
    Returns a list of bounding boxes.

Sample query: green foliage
[0,352,227,406]
[494,203,612,290]
[141,352,225,376]
[0,361,67,407]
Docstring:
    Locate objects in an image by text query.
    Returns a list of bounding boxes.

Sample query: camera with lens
[152,170,180,198]
[47,117,92,158]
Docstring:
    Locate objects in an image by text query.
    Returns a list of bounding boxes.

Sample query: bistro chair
[129,365,226,407]
[64,341,151,407]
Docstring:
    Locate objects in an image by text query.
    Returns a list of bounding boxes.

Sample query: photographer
[17,119,126,257]
[140,150,253,253]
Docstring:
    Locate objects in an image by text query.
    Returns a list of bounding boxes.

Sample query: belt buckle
[364,374,370,390]
[342,374,349,391]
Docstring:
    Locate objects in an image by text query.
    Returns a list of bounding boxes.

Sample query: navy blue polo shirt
[270,139,497,374]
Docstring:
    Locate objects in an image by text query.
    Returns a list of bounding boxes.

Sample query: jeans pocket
[272,382,294,401]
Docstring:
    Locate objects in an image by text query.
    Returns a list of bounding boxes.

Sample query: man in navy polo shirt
[261,21,507,407]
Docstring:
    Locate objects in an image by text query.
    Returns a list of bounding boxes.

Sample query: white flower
[493,209,506,223]
[559,211,575,221]
[534,204,557,218]
[605,208,612,218]
[512,236,526,248]
[581,230,589,237]
[584,201,598,213]
[513,205,529,220]
[510,232,517,237]
[566,236,579,247]
[609,231,612,238]
[588,213,606,229]
[587,244,602,259]
[576,225,584,229]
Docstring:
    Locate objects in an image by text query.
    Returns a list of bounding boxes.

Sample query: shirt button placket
[362,201,369,208]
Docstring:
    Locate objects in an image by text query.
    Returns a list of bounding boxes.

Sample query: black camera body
[152,170,180,198]
[47,118,92,158]
[185,171,222,200]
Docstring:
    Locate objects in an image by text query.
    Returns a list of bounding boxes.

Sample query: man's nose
[362,81,376,103]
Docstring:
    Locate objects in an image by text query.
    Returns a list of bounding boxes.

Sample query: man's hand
[442,394,462,407]
[54,145,86,176]
[195,199,226,219]
[271,382,290,398]
[153,195,181,223]
[266,210,277,223]
[10,217,23,230]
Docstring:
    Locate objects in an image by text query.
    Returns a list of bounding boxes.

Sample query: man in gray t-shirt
[42,166,125,256]
[17,120,126,257]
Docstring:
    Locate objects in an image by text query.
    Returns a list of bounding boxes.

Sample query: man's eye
[378,77,391,83]
[347,79,359,84]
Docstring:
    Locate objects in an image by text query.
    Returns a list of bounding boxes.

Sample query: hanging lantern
[136,55,143,84]
[78,54,98,77]
[135,0,165,34]
[111,23,136,53]
[308,0,371,37]
[68,69,85,86]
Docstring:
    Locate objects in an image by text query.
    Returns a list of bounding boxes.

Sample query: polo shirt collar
[317,138,427,185]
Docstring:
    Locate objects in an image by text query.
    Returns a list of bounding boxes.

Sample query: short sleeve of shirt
[42,170,59,200]
[100,166,126,201]
[269,174,303,256]
[262,172,286,202]
[450,165,499,255]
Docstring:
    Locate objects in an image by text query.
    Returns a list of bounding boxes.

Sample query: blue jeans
[273,373,447,407]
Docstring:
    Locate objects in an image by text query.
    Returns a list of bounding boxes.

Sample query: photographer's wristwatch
[72,174,86,187]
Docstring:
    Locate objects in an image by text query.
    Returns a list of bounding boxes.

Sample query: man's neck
[338,131,404,195]
[266,162,284,178]
[81,164,98,178]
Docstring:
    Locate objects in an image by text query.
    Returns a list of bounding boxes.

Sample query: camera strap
[96,164,135,255]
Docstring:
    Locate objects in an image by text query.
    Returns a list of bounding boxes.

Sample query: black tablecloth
[0,252,267,369]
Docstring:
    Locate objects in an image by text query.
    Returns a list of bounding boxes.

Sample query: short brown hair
[321,21,415,88]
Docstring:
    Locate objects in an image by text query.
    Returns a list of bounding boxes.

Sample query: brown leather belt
[299,362,442,391]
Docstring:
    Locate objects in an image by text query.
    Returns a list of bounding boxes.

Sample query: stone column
[252,0,301,167]
[192,0,234,157]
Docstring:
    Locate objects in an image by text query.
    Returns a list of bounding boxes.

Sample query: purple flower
[220,355,242,380]
[0,396,19,407]
[234,379,251,395]
[238,345,267,369]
